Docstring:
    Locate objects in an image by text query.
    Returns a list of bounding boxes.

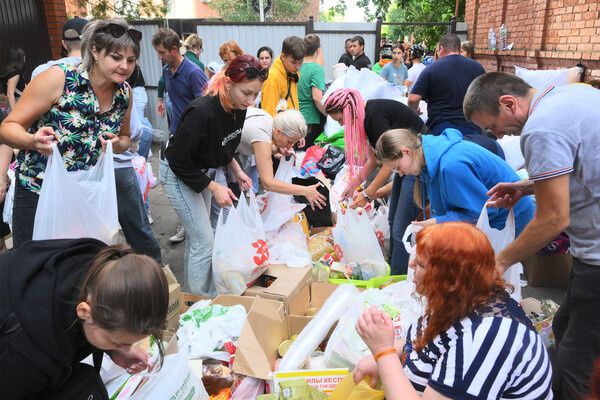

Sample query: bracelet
[363,191,372,202]
[373,348,396,361]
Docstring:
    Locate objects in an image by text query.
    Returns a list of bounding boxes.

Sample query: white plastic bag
[33,142,119,244]
[177,302,248,361]
[131,155,150,202]
[332,207,387,280]
[371,206,390,257]
[260,156,306,232]
[213,191,271,295]
[324,281,424,369]
[130,338,209,400]
[266,221,311,268]
[476,206,523,303]
[2,179,14,229]
[231,377,265,400]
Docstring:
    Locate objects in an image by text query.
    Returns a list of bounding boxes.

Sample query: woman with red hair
[159,54,268,296]
[354,222,552,399]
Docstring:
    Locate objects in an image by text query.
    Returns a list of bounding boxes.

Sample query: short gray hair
[464,72,532,121]
[273,109,307,140]
[81,18,140,73]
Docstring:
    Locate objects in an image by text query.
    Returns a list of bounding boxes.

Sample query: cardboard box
[522,253,572,288]
[233,297,312,380]
[522,297,555,348]
[163,266,181,331]
[243,264,312,314]
[180,292,213,314]
[289,281,340,317]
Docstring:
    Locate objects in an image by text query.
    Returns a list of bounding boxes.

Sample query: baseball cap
[63,17,90,41]
[207,61,224,74]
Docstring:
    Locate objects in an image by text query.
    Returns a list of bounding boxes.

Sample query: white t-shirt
[237,107,273,156]
[407,62,426,93]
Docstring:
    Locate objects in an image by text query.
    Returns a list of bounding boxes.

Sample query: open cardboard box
[243,264,312,314]
[163,265,181,331]
[522,253,572,288]
[233,296,349,394]
[522,297,555,348]
[289,281,341,317]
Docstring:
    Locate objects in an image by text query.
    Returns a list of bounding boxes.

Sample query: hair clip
[120,248,133,257]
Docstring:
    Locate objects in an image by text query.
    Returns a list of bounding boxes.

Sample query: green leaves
[209,0,308,22]
[74,0,170,20]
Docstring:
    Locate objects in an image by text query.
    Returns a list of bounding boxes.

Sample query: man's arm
[496,174,570,273]
[407,94,422,111]
[311,86,326,115]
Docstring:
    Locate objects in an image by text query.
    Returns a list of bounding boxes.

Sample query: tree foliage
[71,0,169,20]
[383,0,456,48]
[209,0,308,22]
[319,0,348,22]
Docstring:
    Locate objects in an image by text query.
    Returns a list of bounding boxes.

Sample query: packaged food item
[278,379,328,400]
[202,363,243,396]
[312,261,331,283]
[308,231,334,262]
[329,262,361,280]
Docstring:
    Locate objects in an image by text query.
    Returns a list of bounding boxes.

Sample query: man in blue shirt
[152,28,207,137]
[408,34,485,136]
[152,28,208,243]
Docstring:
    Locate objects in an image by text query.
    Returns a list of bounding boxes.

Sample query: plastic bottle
[488,27,496,50]
[499,24,507,50]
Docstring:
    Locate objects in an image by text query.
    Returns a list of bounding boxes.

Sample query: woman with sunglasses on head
[0,18,141,248]
[159,54,267,297]
[354,222,552,399]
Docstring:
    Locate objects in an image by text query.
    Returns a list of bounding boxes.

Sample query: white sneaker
[169,225,186,242]
[147,213,154,225]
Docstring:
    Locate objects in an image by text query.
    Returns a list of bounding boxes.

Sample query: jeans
[137,118,154,160]
[209,167,231,233]
[553,257,600,399]
[159,159,217,297]
[388,174,421,275]
[115,167,162,264]
[11,180,38,249]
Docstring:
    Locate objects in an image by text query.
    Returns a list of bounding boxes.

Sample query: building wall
[44,0,70,60]
[465,0,600,80]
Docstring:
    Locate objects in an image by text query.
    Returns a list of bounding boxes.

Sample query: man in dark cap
[31,16,89,79]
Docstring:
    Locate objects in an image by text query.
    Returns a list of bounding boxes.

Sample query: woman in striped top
[354,222,553,399]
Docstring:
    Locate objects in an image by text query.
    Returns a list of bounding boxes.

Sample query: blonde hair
[184,34,202,51]
[81,18,140,73]
[375,129,425,208]
[273,109,307,140]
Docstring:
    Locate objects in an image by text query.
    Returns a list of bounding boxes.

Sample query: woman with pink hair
[324,88,427,275]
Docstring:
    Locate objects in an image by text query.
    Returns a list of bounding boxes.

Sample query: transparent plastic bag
[260,156,306,232]
[332,207,387,280]
[130,338,209,400]
[476,206,523,303]
[33,142,118,244]
[213,191,271,295]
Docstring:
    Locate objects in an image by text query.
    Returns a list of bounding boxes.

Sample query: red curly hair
[413,222,512,351]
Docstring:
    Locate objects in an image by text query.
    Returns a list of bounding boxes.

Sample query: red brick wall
[43,0,69,60]
[465,0,600,80]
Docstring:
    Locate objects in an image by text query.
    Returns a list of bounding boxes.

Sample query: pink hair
[324,89,369,181]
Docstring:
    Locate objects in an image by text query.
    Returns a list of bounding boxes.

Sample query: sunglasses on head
[228,66,269,81]
[102,23,142,43]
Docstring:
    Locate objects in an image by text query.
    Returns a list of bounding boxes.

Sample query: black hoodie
[0,238,106,399]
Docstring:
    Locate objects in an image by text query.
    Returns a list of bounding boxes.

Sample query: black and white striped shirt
[402,298,553,399]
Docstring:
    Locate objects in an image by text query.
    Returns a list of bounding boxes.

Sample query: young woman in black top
[0,47,27,113]
[159,54,268,297]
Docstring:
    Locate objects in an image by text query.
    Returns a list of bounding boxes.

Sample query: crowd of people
[0,15,598,400]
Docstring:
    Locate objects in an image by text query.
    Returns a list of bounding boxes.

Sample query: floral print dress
[15,63,130,194]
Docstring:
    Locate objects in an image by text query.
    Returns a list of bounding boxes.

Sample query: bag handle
[477,204,516,236]
[402,224,423,255]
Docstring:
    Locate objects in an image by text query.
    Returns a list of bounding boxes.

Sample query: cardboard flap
[233,297,286,379]
[163,265,178,286]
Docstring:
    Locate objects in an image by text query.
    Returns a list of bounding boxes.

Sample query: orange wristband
[373,348,396,361]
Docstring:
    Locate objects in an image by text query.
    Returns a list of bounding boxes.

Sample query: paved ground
[144,141,566,304]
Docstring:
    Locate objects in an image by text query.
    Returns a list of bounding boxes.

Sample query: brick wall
[43,0,69,60]
[465,0,600,80]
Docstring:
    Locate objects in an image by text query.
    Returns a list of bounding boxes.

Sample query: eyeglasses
[101,23,142,43]
[228,66,269,81]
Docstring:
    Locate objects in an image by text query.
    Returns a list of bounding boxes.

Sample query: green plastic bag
[315,129,345,150]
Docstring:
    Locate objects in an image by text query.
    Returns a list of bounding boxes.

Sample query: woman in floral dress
[0,18,140,247]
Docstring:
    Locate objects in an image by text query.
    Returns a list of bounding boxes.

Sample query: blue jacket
[420,129,535,236]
